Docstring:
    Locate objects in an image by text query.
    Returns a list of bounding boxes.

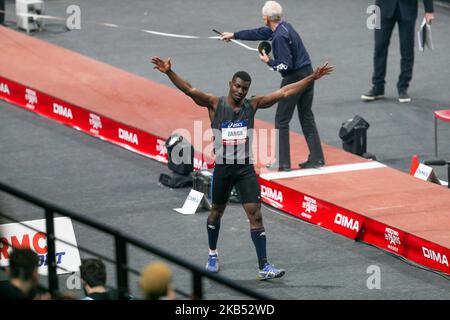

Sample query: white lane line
[12,11,261,50]
[141,29,199,39]
[230,39,259,51]
[14,11,201,39]
[208,36,259,51]
[367,205,404,211]
[103,23,120,28]
[260,161,386,181]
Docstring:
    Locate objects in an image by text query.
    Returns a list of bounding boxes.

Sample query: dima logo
[422,247,449,267]
[261,185,283,209]
[53,103,73,119]
[261,186,283,203]
[334,213,359,232]
[0,83,10,95]
[194,158,208,170]
[119,128,139,145]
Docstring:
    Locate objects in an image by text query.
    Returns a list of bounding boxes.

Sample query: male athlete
[151,56,333,280]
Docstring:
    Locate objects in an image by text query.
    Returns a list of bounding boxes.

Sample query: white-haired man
[221,1,325,171]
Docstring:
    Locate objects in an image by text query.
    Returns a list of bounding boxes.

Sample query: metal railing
[0,181,271,300]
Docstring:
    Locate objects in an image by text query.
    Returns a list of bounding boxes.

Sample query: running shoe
[257,263,285,280]
[205,254,219,273]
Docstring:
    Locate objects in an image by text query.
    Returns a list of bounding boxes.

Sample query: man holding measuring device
[220,1,326,171]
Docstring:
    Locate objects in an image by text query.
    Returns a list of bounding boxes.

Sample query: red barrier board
[258,178,449,274]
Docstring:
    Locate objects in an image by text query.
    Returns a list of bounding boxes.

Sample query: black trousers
[275,65,324,168]
[372,6,416,92]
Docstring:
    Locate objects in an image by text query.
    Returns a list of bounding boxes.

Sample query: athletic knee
[247,205,263,226]
[209,204,225,222]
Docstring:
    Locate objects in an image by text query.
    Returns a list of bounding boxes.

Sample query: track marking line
[260,161,386,181]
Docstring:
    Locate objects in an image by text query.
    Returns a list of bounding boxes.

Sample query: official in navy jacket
[362,0,434,103]
[221,1,325,170]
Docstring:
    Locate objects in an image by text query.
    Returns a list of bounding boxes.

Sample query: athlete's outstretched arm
[252,62,334,110]
[151,56,218,110]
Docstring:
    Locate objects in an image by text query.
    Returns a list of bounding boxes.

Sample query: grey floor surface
[0,0,449,299]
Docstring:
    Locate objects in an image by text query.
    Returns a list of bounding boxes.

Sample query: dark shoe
[299,160,325,169]
[266,162,291,172]
[398,91,411,103]
[361,87,384,101]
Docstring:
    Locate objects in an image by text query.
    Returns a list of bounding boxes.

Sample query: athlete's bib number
[221,120,248,145]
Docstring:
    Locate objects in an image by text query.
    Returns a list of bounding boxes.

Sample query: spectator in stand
[0,248,39,300]
[80,258,118,300]
[139,261,176,300]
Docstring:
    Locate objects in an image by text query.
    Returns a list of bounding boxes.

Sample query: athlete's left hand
[313,62,335,80]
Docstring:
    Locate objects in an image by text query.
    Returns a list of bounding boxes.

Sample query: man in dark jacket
[221,1,325,170]
[362,0,434,103]
[0,248,39,300]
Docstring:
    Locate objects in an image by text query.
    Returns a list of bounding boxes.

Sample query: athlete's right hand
[151,56,171,73]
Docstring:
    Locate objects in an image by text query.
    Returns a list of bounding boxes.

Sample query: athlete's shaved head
[232,71,252,83]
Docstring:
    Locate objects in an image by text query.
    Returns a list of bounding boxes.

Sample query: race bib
[221,120,248,145]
